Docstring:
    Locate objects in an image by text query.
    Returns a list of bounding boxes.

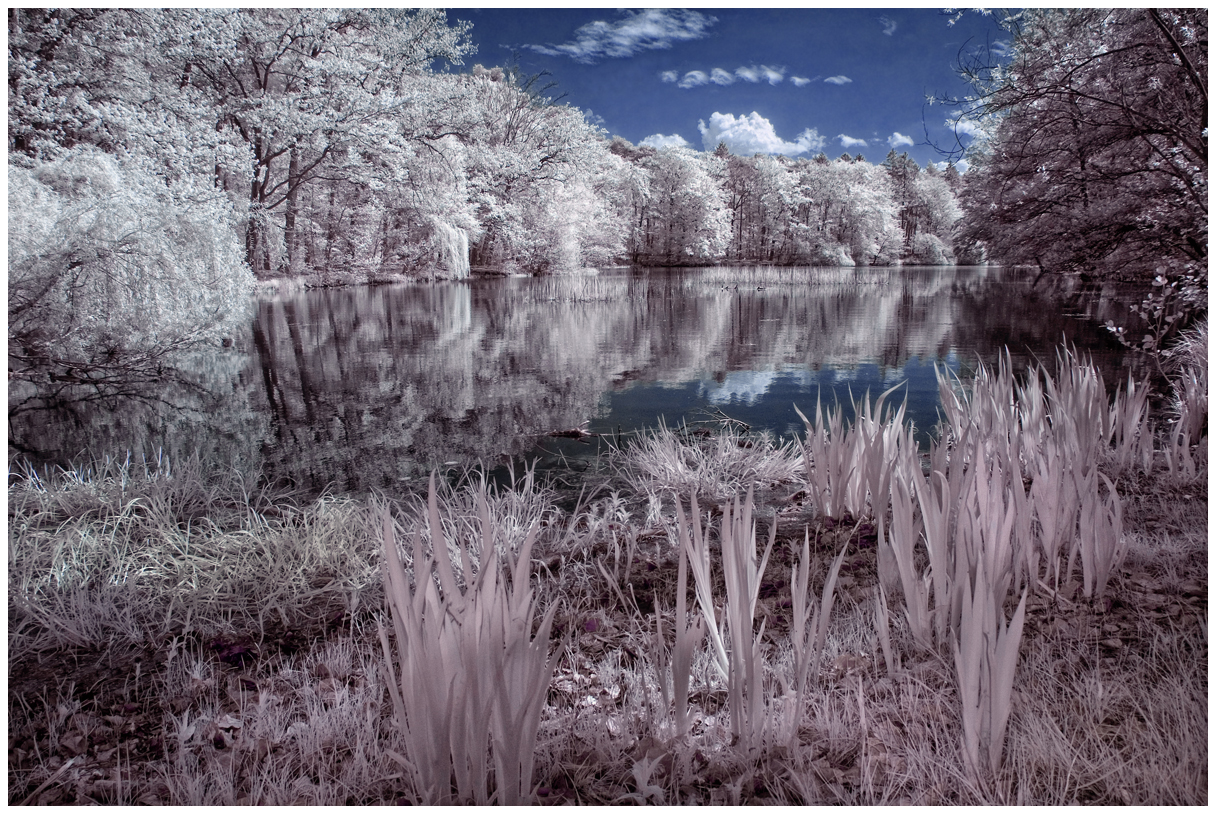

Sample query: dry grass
[620,422,803,507]
[9,457,378,665]
[7,348,1207,804]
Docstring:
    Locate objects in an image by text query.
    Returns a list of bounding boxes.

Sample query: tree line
[8,9,963,282]
[8,8,1205,384]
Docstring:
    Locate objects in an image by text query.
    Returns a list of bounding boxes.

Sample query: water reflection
[9,266,1144,495]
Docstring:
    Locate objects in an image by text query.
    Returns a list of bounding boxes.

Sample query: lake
[8,265,1146,495]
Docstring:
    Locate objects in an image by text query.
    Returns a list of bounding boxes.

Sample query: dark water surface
[9,266,1146,495]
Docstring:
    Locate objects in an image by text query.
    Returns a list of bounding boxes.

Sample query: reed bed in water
[694,265,896,290]
[8,348,1207,804]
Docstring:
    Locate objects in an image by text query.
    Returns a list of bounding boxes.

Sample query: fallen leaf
[60,732,87,757]
[214,713,243,730]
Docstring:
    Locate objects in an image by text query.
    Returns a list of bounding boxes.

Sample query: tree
[9,148,254,387]
[637,147,730,264]
[9,11,257,387]
[9,9,248,183]
[883,150,922,245]
[836,160,902,265]
[942,163,963,192]
[168,9,474,274]
[952,9,1206,290]
[460,66,621,272]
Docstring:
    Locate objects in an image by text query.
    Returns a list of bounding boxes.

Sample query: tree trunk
[284,146,302,275]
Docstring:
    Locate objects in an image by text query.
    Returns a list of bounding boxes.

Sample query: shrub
[907,232,955,265]
[8,148,254,384]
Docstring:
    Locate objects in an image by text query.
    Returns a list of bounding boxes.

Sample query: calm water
[9,266,1146,495]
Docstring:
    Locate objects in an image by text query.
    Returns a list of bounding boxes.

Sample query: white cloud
[678,70,710,89]
[730,64,778,85]
[583,109,607,130]
[790,76,811,87]
[735,66,760,83]
[933,158,970,173]
[669,64,789,89]
[948,117,985,138]
[699,111,826,156]
[640,133,692,150]
[824,75,852,85]
[733,64,785,85]
[888,132,915,148]
[837,134,868,149]
[522,9,716,64]
[879,15,897,36]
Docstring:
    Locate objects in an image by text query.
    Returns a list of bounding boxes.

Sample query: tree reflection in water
[10,266,1143,496]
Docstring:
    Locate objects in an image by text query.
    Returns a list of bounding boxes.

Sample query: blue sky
[445,8,1010,170]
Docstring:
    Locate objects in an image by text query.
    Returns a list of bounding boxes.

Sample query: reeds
[933,350,1145,603]
[796,395,862,519]
[653,528,705,736]
[377,474,556,804]
[1071,469,1125,600]
[954,568,1027,782]
[1108,373,1154,473]
[1166,317,1207,450]
[1162,328,1206,479]
[789,351,1148,782]
[881,350,1154,781]
[677,489,774,750]
[789,531,848,724]
[795,382,911,521]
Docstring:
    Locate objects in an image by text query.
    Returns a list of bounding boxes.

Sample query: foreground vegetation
[8,349,1207,804]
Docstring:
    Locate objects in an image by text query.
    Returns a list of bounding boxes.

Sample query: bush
[9,148,254,382]
[907,232,955,265]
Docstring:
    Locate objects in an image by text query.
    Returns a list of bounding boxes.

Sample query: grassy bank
[8,354,1207,804]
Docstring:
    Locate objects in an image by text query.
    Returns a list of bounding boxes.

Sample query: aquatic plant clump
[620,422,803,505]
[378,476,555,804]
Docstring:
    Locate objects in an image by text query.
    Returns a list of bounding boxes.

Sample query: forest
[7,9,965,281]
[8,8,1206,384]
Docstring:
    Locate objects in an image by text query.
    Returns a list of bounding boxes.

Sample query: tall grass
[954,566,1027,782]
[876,348,1190,781]
[652,528,705,737]
[788,531,848,735]
[1162,319,1206,479]
[622,422,802,505]
[9,456,376,662]
[1166,317,1207,448]
[794,382,912,521]
[1108,374,1154,473]
[677,490,774,750]
[377,474,556,804]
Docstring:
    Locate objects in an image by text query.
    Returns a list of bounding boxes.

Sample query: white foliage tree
[9,148,254,384]
[165,8,474,275]
[906,171,962,264]
[640,147,731,263]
